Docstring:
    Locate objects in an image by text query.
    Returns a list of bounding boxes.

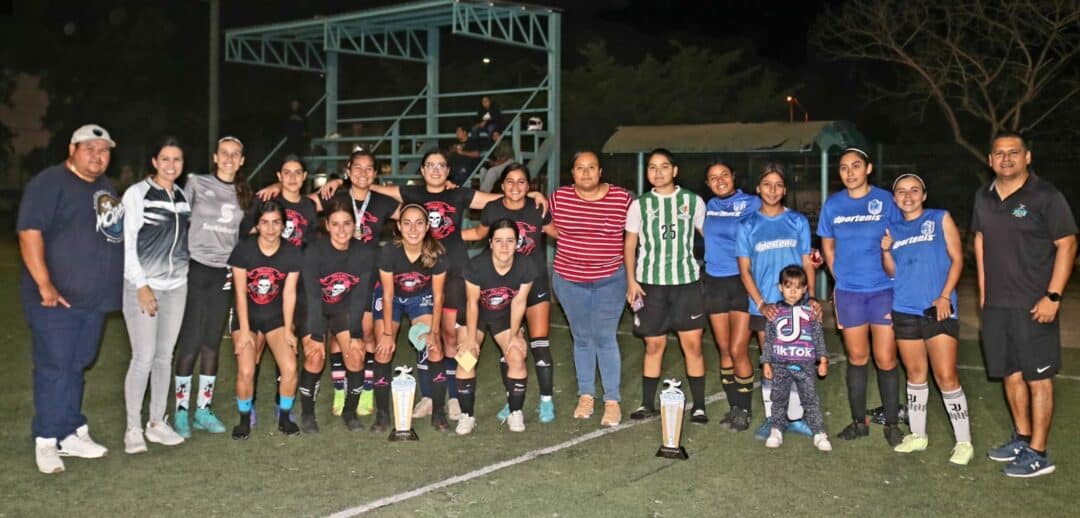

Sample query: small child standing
[762,265,832,451]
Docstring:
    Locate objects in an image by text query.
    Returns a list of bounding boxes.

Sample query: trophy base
[389,429,419,441]
[656,445,689,460]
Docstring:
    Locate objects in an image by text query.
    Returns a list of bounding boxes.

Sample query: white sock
[787,385,804,421]
[907,382,929,437]
[175,375,192,412]
[761,379,772,419]
[943,388,971,443]
[197,375,216,409]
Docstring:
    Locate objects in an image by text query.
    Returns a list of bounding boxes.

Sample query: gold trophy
[389,366,419,441]
[656,378,688,459]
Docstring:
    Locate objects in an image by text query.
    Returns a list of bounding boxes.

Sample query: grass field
[0,235,1076,518]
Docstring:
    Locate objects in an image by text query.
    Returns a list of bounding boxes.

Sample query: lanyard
[350,190,373,240]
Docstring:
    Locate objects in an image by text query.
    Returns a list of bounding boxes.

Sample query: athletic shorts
[981,306,1060,380]
[443,270,466,313]
[703,273,748,314]
[303,311,351,344]
[834,288,893,328]
[750,314,767,332]
[527,270,551,308]
[892,311,958,341]
[373,291,434,323]
[632,282,706,337]
[230,313,284,335]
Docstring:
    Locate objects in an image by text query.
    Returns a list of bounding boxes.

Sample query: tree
[813,0,1080,168]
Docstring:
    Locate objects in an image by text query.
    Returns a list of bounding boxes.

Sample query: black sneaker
[883,424,904,447]
[300,413,319,434]
[431,410,450,432]
[343,413,363,432]
[231,422,250,440]
[868,405,910,425]
[278,419,300,436]
[729,408,751,432]
[630,406,659,420]
[689,408,709,424]
[838,419,869,440]
[717,408,735,429]
[369,411,390,433]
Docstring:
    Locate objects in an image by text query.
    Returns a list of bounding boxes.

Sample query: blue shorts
[372,290,433,323]
[834,288,893,328]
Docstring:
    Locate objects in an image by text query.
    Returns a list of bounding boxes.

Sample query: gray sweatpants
[769,363,825,434]
[123,283,187,429]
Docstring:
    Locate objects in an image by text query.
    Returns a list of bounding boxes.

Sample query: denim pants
[552,265,627,402]
[22,302,107,439]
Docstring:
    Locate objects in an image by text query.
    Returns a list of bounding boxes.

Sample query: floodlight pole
[208,0,220,162]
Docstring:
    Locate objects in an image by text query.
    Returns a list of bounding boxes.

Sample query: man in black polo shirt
[973,132,1077,478]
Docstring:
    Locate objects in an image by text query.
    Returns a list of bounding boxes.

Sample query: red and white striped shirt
[550,184,632,282]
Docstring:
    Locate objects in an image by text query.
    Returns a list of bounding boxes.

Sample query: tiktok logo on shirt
[93,190,124,243]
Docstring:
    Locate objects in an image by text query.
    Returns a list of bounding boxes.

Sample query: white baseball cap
[70,124,116,148]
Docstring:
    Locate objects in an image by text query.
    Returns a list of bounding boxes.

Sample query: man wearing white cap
[17,124,125,474]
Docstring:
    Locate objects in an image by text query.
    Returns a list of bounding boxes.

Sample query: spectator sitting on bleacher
[479,141,514,193]
[449,126,484,186]
[474,95,503,141]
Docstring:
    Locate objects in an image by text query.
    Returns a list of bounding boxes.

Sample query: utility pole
[208,0,220,163]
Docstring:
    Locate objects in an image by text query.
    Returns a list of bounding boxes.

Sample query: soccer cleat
[729,408,751,432]
[765,428,783,448]
[145,420,185,446]
[600,401,621,427]
[456,414,477,435]
[987,434,1029,462]
[343,413,363,432]
[331,389,346,417]
[369,411,391,433]
[58,425,108,458]
[124,427,148,455]
[717,408,735,429]
[894,433,928,453]
[496,403,511,422]
[573,395,595,420]
[813,433,833,452]
[413,397,433,419]
[1003,447,1056,478]
[35,437,64,474]
[300,414,319,434]
[868,405,910,425]
[949,441,974,466]
[192,408,227,433]
[276,406,296,424]
[690,408,709,424]
[754,419,773,441]
[431,409,451,432]
[883,424,904,447]
[838,419,870,440]
[232,421,251,440]
[447,398,462,421]
[278,411,300,436]
[786,419,813,437]
[507,410,526,432]
[357,389,375,417]
[537,399,556,424]
[174,410,191,438]
[630,406,658,420]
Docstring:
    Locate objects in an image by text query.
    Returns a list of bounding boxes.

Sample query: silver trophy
[656,378,688,459]
[389,366,419,441]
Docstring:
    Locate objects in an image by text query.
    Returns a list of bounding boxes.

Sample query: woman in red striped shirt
[550,151,632,427]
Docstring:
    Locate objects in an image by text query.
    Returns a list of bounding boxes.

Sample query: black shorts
[892,311,959,341]
[632,282,706,337]
[981,306,1061,380]
[306,311,351,343]
[703,274,748,314]
[527,269,551,307]
[750,314,767,332]
[443,269,466,313]
[230,312,284,335]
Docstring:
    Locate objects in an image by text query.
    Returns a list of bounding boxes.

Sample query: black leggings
[174,260,231,377]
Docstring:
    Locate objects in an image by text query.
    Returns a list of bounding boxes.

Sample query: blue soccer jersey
[704,190,761,277]
[887,209,957,317]
[817,186,898,292]
[736,208,811,316]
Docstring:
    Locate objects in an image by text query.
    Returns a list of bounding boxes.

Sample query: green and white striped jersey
[625,187,705,285]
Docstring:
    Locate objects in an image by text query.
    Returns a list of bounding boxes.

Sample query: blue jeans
[22,302,107,439]
[552,266,627,402]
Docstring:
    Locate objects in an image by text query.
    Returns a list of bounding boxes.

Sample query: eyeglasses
[423,163,449,171]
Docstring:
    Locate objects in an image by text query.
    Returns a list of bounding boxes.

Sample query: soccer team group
[17,125,1075,479]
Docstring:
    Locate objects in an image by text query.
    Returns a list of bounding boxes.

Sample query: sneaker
[300,413,319,434]
[331,388,346,416]
[754,419,773,441]
[278,418,300,436]
[868,405,910,425]
[413,397,433,419]
[35,437,64,474]
[369,411,390,433]
[600,401,621,427]
[987,434,1029,462]
[629,406,658,420]
[456,414,477,435]
[729,408,751,432]
[690,408,709,424]
[431,409,450,432]
[276,405,295,424]
[883,424,904,447]
[447,398,462,421]
[58,425,108,458]
[124,427,147,455]
[507,410,526,432]
[537,399,556,424]
[357,389,375,417]
[192,408,227,433]
[765,428,783,448]
[232,421,251,440]
[573,395,595,419]
[813,433,833,452]
[786,419,813,437]
[496,403,511,422]
[949,441,974,466]
[838,419,869,441]
[893,433,928,453]
[1003,447,1056,478]
[145,421,185,446]
[343,413,363,432]
[717,408,735,429]
[174,410,191,438]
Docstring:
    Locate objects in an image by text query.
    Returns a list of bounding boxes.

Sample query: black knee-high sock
[299,369,321,416]
[330,352,346,391]
[445,358,459,399]
[847,363,869,422]
[530,337,554,397]
[508,377,527,412]
[498,355,509,394]
[273,365,282,406]
[878,367,900,425]
[429,359,447,412]
[458,378,477,416]
[720,368,736,409]
[344,370,364,416]
[641,376,660,410]
[363,356,375,390]
[734,375,754,414]
[373,362,393,413]
[688,375,706,411]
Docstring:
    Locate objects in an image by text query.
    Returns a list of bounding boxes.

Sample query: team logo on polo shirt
[93,190,124,243]
[921,220,935,236]
[677,203,692,220]
[1012,204,1028,218]
[868,199,883,216]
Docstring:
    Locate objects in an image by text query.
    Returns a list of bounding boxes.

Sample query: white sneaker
[447,398,462,421]
[124,427,147,454]
[455,414,476,435]
[145,420,185,446]
[507,410,525,432]
[412,397,433,418]
[813,433,833,452]
[35,437,64,474]
[765,428,783,448]
[58,425,108,458]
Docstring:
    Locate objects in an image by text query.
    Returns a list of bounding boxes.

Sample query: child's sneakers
[765,428,783,448]
[813,433,833,452]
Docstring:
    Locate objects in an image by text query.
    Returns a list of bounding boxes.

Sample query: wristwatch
[1046,291,1062,302]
